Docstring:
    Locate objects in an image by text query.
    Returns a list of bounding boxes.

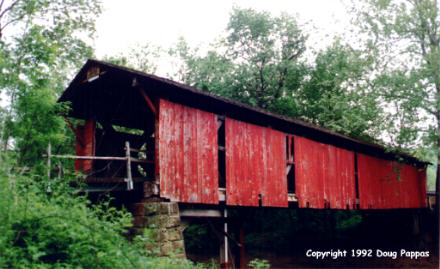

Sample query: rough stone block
[173,253,186,259]
[146,215,181,228]
[147,228,160,242]
[162,216,181,228]
[162,227,183,241]
[160,241,175,256]
[144,202,160,216]
[159,202,179,216]
[171,240,185,253]
[145,215,162,228]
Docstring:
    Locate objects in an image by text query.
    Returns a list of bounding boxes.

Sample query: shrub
[0,158,201,268]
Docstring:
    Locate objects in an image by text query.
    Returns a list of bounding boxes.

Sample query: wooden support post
[225,209,229,268]
[220,209,229,269]
[58,161,62,179]
[125,141,133,190]
[47,143,51,192]
[412,211,420,236]
[239,223,245,269]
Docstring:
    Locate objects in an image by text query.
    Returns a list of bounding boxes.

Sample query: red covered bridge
[58,59,428,210]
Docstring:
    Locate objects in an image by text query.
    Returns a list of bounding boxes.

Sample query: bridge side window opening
[217,116,226,189]
[286,135,295,194]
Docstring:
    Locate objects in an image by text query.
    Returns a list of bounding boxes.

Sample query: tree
[102,43,162,74]
[171,7,308,111]
[0,0,102,165]
[350,0,440,217]
[287,41,381,139]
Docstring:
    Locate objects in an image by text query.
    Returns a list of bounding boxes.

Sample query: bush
[0,158,202,268]
[248,258,270,269]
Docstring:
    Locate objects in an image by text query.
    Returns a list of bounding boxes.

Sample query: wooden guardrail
[43,141,149,191]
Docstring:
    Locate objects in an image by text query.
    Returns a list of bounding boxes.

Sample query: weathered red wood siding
[357,153,427,209]
[158,99,219,204]
[75,118,95,171]
[294,136,356,209]
[225,118,288,207]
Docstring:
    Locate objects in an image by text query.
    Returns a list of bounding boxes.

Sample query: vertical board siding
[75,118,95,171]
[158,99,219,204]
[357,153,427,209]
[225,118,288,208]
[262,127,288,207]
[294,136,356,209]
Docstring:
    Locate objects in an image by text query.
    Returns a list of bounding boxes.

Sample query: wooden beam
[42,154,154,164]
[79,186,127,192]
[180,209,222,218]
[84,177,150,183]
[138,88,157,116]
[286,164,292,175]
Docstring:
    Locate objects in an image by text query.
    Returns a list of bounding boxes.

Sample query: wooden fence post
[125,141,133,190]
[47,143,52,192]
[47,143,51,179]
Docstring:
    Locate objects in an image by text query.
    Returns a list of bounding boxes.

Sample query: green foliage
[0,158,205,268]
[0,0,102,165]
[183,224,217,254]
[335,212,363,230]
[348,0,440,202]
[171,7,307,110]
[295,41,382,139]
[351,0,439,154]
[102,43,162,74]
[248,258,270,269]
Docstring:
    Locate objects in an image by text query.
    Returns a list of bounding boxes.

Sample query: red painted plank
[262,128,288,207]
[294,136,356,209]
[174,102,184,201]
[357,153,427,209]
[183,106,198,202]
[225,119,235,204]
[328,146,356,209]
[75,118,95,171]
[226,118,257,206]
[198,109,219,203]
[158,100,173,199]
[225,118,288,207]
[158,99,218,204]
[294,137,324,208]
